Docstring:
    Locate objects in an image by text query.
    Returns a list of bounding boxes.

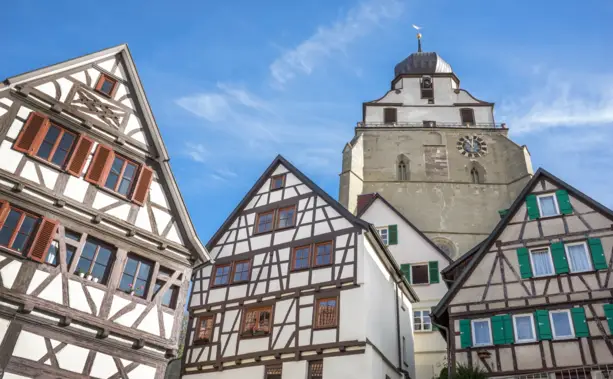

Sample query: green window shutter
[491,316,506,345]
[516,247,533,279]
[588,238,608,270]
[526,194,540,220]
[459,319,472,348]
[603,304,613,334]
[571,307,589,337]
[400,263,411,283]
[535,310,552,340]
[388,225,398,245]
[556,189,573,215]
[498,209,509,219]
[551,242,569,274]
[503,314,514,344]
[429,261,440,284]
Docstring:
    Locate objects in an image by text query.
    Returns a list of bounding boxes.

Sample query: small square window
[265,366,282,379]
[471,318,492,346]
[242,306,272,336]
[255,211,274,234]
[414,310,432,332]
[377,227,389,245]
[308,360,323,379]
[550,310,574,339]
[565,242,592,273]
[270,174,285,190]
[195,316,214,343]
[233,260,250,282]
[529,248,554,277]
[292,245,310,270]
[314,297,338,328]
[213,264,231,286]
[95,74,118,97]
[537,194,559,217]
[313,241,332,267]
[513,314,536,343]
[276,206,296,229]
[411,264,429,285]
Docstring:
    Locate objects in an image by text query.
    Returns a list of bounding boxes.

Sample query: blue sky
[3,0,613,242]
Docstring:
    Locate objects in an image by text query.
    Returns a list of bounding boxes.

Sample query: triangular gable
[433,167,613,318]
[1,45,208,262]
[357,193,453,263]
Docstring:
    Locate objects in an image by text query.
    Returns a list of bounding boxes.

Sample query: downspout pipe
[432,321,451,379]
[395,278,412,379]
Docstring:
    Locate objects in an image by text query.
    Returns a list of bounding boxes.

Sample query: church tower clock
[339,34,533,257]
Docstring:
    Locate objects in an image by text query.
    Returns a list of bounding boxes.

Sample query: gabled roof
[440,241,483,279]
[2,44,209,263]
[357,193,453,264]
[432,167,613,319]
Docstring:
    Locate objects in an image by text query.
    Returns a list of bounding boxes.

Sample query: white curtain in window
[514,316,534,341]
[539,196,557,216]
[567,244,591,272]
[473,321,490,345]
[531,250,553,276]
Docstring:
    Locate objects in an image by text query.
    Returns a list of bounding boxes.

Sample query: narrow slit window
[35,124,77,167]
[313,241,333,267]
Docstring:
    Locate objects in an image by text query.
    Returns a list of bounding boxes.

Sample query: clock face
[457,136,487,158]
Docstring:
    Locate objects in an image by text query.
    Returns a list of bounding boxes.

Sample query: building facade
[0,45,208,379]
[357,193,452,379]
[182,156,418,379]
[433,169,613,377]
[339,42,534,257]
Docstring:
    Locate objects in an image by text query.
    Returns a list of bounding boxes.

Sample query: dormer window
[95,74,118,97]
[383,108,397,124]
[460,108,475,126]
[420,76,433,98]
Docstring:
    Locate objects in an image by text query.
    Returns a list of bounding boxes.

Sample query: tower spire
[417,32,422,52]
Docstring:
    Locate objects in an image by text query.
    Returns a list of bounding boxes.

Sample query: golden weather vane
[412,24,423,52]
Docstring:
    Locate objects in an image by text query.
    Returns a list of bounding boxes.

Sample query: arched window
[432,237,456,259]
[397,155,409,181]
[471,167,480,184]
[469,162,486,184]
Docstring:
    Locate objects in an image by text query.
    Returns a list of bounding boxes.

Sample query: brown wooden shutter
[14,112,49,154]
[131,165,153,206]
[27,217,59,263]
[0,201,10,229]
[66,135,94,176]
[85,144,114,185]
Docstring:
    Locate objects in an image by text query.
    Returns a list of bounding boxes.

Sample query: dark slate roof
[432,168,613,320]
[394,52,453,77]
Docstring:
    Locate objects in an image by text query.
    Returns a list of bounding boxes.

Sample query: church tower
[339,34,533,258]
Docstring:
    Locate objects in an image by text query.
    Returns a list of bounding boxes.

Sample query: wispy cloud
[184,142,208,163]
[269,0,404,87]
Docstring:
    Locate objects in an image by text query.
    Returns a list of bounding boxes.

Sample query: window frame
[564,241,593,273]
[383,108,397,124]
[74,238,115,284]
[241,305,273,337]
[420,77,434,99]
[550,310,575,340]
[459,108,475,126]
[34,123,78,168]
[194,315,215,345]
[308,360,323,379]
[512,313,537,343]
[377,226,389,246]
[529,246,555,278]
[314,296,339,329]
[313,241,333,267]
[270,174,286,191]
[414,309,432,332]
[536,193,560,218]
[0,206,39,254]
[471,318,493,347]
[103,153,140,198]
[211,260,252,287]
[265,365,282,379]
[276,205,296,230]
[292,245,311,271]
[211,263,232,287]
[254,210,275,234]
[410,263,430,285]
[95,73,118,98]
[118,254,154,298]
[232,259,251,283]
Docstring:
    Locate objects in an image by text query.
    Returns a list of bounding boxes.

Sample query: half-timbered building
[182,156,418,379]
[357,193,453,379]
[432,168,613,378]
[0,45,209,378]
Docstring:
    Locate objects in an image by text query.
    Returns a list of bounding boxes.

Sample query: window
[314,242,332,267]
[276,206,296,229]
[308,360,323,379]
[0,207,38,253]
[153,281,179,308]
[565,242,592,273]
[529,247,554,277]
[550,310,574,339]
[397,156,409,181]
[513,314,536,343]
[383,108,397,123]
[471,319,492,346]
[46,229,80,266]
[411,264,429,285]
[118,255,153,297]
[242,306,272,336]
[270,174,285,190]
[212,260,251,286]
[265,366,282,379]
[420,76,433,98]
[292,245,310,270]
[255,211,274,234]
[471,167,480,184]
[377,227,389,245]
[460,108,475,125]
[233,260,250,282]
[537,193,559,217]
[95,74,118,97]
[423,120,437,128]
[314,297,338,328]
[195,316,214,343]
[35,123,77,167]
[213,264,231,286]
[104,155,139,197]
[402,336,407,364]
[75,238,114,283]
[414,310,432,331]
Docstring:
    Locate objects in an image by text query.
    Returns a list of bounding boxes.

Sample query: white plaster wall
[184,365,264,379]
[282,360,308,379]
[322,352,371,379]
[338,286,365,342]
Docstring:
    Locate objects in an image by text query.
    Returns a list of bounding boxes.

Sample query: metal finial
[412,24,423,53]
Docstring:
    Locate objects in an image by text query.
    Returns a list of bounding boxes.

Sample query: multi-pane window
[411,264,429,285]
[537,194,559,217]
[265,366,282,379]
[292,246,310,270]
[153,281,179,308]
[212,260,251,286]
[255,205,297,234]
[233,260,250,282]
[213,264,231,286]
[270,174,285,190]
[0,208,38,253]
[95,74,118,97]
[471,319,492,346]
[513,314,536,343]
[314,242,332,266]
[104,155,139,196]
[75,238,114,283]
[529,248,554,277]
[276,206,296,229]
[242,306,272,336]
[195,316,214,343]
[377,227,389,245]
[315,297,338,328]
[118,255,153,297]
[414,310,432,331]
[308,361,323,379]
[35,124,76,167]
[47,229,80,266]
[550,310,574,339]
[255,211,274,234]
[565,242,592,273]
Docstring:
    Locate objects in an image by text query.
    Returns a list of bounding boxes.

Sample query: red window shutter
[85,144,114,185]
[66,135,94,176]
[28,217,59,263]
[131,165,153,206]
[0,201,9,229]
[14,112,49,154]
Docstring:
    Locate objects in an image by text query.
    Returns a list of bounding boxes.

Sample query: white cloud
[215,168,238,178]
[184,143,208,163]
[269,0,404,87]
